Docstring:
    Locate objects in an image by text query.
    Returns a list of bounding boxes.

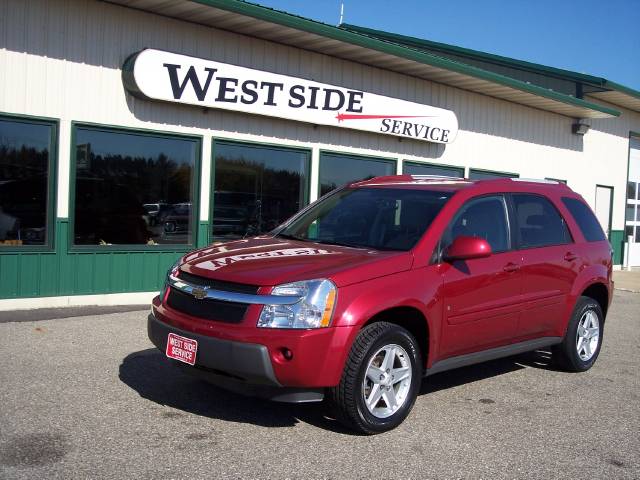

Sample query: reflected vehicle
[211,191,300,240]
[211,191,255,239]
[143,203,168,226]
[0,175,48,245]
[74,178,151,245]
[162,203,191,236]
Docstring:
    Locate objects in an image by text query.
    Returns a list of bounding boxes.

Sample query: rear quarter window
[561,197,607,242]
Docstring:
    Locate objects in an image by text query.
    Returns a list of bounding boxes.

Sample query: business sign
[122,49,458,144]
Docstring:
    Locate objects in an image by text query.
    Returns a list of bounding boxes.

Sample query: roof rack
[509,178,560,184]
[410,174,465,180]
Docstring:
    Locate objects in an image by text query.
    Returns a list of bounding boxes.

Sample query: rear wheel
[328,322,422,434]
[553,296,604,372]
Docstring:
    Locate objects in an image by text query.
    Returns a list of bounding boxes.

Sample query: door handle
[564,252,578,262]
[503,262,520,272]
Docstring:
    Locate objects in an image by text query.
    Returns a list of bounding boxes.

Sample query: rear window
[512,194,571,248]
[561,197,606,242]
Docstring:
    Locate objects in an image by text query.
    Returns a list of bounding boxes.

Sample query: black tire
[552,296,604,372]
[328,322,422,434]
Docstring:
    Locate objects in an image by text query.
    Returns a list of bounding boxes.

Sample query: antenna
[338,2,344,25]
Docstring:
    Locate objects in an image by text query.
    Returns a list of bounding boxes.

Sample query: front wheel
[552,296,604,372]
[328,322,422,434]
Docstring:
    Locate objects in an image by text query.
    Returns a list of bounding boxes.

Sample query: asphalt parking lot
[1,291,638,479]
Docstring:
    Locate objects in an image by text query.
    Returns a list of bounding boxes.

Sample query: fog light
[281,347,293,361]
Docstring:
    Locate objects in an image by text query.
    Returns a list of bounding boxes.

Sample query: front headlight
[258,279,337,329]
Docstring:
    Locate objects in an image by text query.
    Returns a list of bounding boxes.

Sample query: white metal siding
[1,0,639,231]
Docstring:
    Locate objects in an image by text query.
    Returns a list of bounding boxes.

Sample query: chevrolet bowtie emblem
[192,287,207,300]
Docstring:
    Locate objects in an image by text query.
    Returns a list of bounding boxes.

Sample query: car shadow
[119,348,561,434]
[118,348,352,434]
[422,349,561,394]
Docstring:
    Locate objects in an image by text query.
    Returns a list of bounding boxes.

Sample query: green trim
[630,131,640,138]
[341,24,605,86]
[0,112,58,253]
[468,168,519,179]
[188,0,620,118]
[196,221,210,248]
[610,230,624,265]
[68,122,202,253]
[0,218,185,299]
[603,80,640,102]
[209,137,313,244]
[402,160,464,177]
[319,149,398,163]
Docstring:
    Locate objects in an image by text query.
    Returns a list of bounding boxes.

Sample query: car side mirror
[444,235,492,261]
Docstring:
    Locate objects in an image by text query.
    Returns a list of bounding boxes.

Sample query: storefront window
[0,116,55,247]
[319,152,396,197]
[403,161,464,178]
[212,141,309,241]
[73,126,199,246]
[469,169,518,180]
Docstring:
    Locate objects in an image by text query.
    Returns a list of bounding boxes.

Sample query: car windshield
[278,187,453,251]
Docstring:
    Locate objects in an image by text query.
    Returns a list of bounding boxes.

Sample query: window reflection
[73,127,198,246]
[403,162,464,178]
[213,142,309,241]
[468,169,518,180]
[0,117,53,246]
[319,152,395,197]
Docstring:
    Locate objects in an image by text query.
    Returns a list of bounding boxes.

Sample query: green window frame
[319,150,397,197]
[69,122,202,252]
[210,138,312,243]
[0,112,58,252]
[402,160,464,178]
[468,168,519,180]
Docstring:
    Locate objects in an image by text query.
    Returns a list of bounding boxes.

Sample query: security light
[572,119,590,135]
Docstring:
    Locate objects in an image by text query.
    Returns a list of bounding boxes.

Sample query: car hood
[180,236,413,287]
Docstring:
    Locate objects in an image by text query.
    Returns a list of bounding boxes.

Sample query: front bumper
[148,313,325,403]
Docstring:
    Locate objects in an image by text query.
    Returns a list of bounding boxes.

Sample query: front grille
[166,287,249,323]
[177,270,259,294]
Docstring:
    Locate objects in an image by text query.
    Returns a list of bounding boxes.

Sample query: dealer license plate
[165,333,198,366]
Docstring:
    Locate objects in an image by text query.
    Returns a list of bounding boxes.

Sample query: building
[1,0,639,309]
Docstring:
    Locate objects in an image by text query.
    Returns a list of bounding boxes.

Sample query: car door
[439,194,523,359]
[510,193,577,340]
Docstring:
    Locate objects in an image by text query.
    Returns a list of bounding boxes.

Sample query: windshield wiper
[277,233,308,242]
[312,239,366,249]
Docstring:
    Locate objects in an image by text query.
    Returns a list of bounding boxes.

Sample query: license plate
[165,333,198,366]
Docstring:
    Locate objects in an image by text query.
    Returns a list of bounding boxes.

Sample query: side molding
[425,337,563,376]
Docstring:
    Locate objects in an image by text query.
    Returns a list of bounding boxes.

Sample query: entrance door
[595,185,613,238]
[627,136,640,266]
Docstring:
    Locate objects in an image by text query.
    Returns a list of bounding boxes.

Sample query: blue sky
[254,0,640,91]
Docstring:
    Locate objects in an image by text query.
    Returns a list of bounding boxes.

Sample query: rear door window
[561,197,607,242]
[512,194,572,249]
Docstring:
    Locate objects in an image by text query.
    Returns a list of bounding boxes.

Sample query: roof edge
[340,23,607,87]
[343,23,640,109]
[603,80,640,102]
[188,0,620,118]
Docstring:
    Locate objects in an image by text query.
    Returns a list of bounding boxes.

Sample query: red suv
[148,175,612,434]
